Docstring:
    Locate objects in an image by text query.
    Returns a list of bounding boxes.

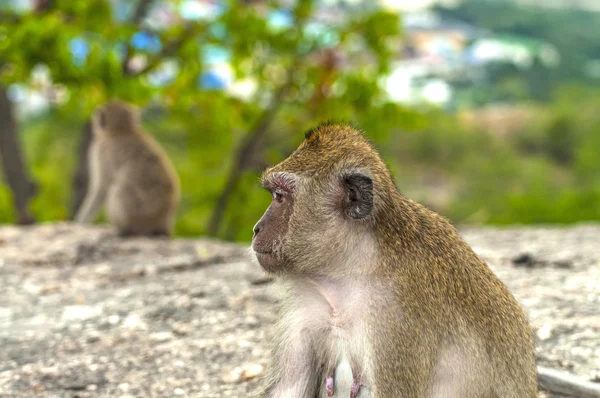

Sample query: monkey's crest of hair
[300,123,380,158]
[303,122,365,146]
[268,123,389,182]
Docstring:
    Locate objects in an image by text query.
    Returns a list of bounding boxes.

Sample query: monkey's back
[374,200,537,397]
[97,131,180,235]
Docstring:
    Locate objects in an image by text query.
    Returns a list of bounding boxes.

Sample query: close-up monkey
[251,123,537,397]
[75,100,180,237]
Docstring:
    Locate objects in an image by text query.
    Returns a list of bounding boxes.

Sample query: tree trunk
[207,66,298,237]
[206,98,281,237]
[70,120,92,219]
[0,86,38,224]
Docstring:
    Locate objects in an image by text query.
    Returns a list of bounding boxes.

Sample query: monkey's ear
[343,173,373,219]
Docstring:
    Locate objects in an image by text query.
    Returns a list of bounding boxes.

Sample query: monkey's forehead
[97,101,138,117]
[303,122,365,144]
[265,123,383,177]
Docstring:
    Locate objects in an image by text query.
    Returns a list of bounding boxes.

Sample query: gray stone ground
[0,223,598,398]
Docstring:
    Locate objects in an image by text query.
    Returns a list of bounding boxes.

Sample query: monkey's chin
[254,252,282,273]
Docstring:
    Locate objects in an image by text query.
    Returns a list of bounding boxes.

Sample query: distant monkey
[252,124,537,397]
[75,100,179,237]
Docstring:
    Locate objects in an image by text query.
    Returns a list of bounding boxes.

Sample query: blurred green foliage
[1,0,600,241]
[4,85,600,239]
[449,87,600,225]
[0,0,411,241]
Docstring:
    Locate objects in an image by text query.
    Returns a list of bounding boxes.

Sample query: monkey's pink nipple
[350,381,361,398]
[326,376,334,397]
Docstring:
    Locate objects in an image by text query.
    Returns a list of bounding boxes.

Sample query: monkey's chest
[319,307,369,357]
[299,293,373,396]
[315,310,373,397]
[288,279,374,395]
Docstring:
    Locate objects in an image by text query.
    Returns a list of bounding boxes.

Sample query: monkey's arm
[75,146,110,223]
[262,323,319,398]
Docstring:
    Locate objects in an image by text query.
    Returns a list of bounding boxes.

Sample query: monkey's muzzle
[253,249,280,272]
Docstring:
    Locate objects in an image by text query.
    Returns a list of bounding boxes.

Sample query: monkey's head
[252,123,397,277]
[92,100,140,137]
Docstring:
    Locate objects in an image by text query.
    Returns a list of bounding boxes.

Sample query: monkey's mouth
[253,250,280,271]
[255,250,273,258]
[254,250,274,259]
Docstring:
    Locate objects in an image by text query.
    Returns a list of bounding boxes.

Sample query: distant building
[383,10,481,107]
[511,0,600,11]
[385,58,455,106]
[466,34,560,69]
[384,8,562,107]
[378,0,459,12]
[379,0,600,11]
[403,10,484,61]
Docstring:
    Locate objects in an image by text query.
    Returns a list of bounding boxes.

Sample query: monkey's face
[252,168,375,275]
[92,100,139,136]
[252,124,391,275]
[251,172,296,273]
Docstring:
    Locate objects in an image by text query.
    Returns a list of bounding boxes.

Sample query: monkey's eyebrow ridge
[262,172,297,193]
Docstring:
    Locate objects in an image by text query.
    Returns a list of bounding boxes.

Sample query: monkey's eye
[273,191,284,203]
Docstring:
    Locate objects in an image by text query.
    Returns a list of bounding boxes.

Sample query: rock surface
[0,222,598,397]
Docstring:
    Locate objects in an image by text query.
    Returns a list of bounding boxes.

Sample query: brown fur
[75,100,180,237]
[255,123,537,397]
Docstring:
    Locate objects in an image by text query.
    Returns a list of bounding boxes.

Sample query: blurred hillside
[1,0,600,241]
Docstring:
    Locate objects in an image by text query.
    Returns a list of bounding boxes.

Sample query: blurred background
[1,0,599,241]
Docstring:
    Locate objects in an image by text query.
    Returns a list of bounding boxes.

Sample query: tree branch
[121,0,155,76]
[206,2,316,237]
[207,63,299,236]
[538,366,600,397]
[127,24,196,78]
[33,0,53,13]
[0,86,38,224]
